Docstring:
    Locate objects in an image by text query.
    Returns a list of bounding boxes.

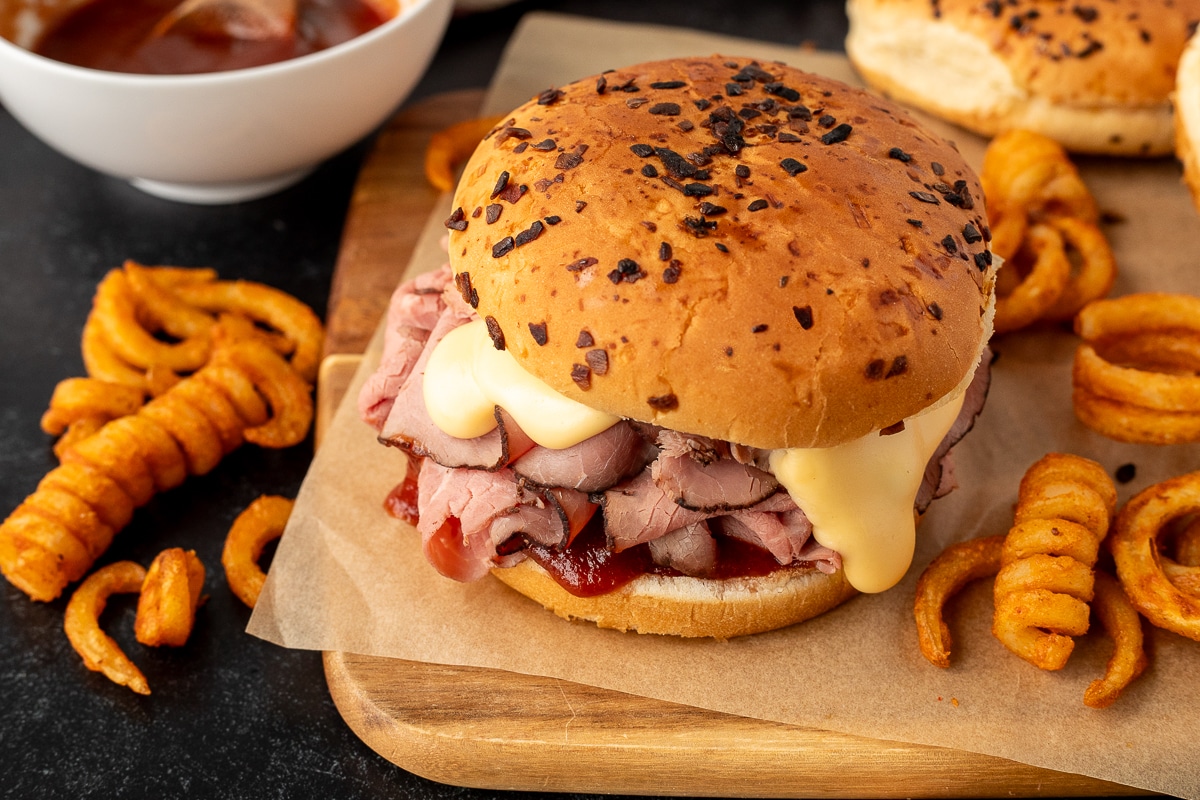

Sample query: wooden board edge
[323,651,1143,797]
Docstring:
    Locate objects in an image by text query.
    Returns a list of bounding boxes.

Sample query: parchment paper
[249,13,1200,798]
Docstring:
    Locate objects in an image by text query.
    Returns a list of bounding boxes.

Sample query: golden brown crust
[449,56,994,450]
[490,559,858,639]
[847,0,1200,156]
[1178,31,1200,212]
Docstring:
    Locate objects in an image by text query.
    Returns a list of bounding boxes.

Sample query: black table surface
[0,3,858,799]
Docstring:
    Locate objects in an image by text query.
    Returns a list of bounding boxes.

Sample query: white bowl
[0,0,453,203]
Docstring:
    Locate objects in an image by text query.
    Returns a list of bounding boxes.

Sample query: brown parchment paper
[248,12,1200,798]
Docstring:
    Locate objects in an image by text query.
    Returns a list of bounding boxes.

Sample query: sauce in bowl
[33,0,390,74]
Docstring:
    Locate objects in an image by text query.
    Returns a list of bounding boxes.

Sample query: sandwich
[359,55,997,638]
[1178,28,1200,212]
[845,0,1200,157]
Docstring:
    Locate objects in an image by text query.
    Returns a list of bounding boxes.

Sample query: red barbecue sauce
[524,515,788,597]
[32,0,388,75]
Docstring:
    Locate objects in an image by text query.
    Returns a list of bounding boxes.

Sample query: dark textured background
[0,4,857,798]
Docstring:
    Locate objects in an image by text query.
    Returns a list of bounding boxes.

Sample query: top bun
[447,56,994,450]
[846,0,1200,156]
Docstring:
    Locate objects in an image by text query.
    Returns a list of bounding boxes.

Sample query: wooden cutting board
[316,91,1139,797]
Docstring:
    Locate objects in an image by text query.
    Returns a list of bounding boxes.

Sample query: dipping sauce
[32,0,390,75]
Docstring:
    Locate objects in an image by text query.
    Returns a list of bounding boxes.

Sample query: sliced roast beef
[417,459,594,581]
[915,348,993,513]
[511,420,656,492]
[382,377,537,471]
[716,504,814,565]
[647,521,717,575]
[652,430,779,511]
[358,264,454,431]
[598,468,711,551]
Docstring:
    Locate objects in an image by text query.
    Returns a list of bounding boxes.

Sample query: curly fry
[992,453,1116,670]
[51,416,107,461]
[1072,293,1200,444]
[992,223,1070,334]
[981,129,1115,333]
[91,268,212,372]
[1111,471,1200,641]
[222,495,294,608]
[913,535,1004,668]
[40,378,146,436]
[1083,571,1147,709]
[0,340,313,602]
[1040,217,1117,322]
[171,279,323,383]
[135,548,205,647]
[981,129,1098,225]
[64,561,150,695]
[424,114,507,192]
[81,310,148,389]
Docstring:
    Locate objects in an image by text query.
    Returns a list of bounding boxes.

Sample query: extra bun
[449,56,994,450]
[490,559,857,639]
[1178,31,1200,212]
[846,0,1200,156]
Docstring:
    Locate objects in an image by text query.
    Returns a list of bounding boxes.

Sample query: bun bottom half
[489,560,858,639]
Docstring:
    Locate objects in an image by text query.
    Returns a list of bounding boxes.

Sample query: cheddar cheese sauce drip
[423,318,966,594]
[422,319,619,449]
[770,390,965,594]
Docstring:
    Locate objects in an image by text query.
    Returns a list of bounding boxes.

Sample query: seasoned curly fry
[222,495,294,608]
[0,339,313,602]
[913,534,1004,668]
[993,454,1116,670]
[51,416,107,460]
[135,548,205,647]
[39,378,145,436]
[981,129,1115,332]
[1072,293,1200,444]
[981,129,1098,226]
[64,561,150,695]
[1111,471,1200,641]
[171,279,323,383]
[92,268,212,372]
[424,114,507,192]
[1083,571,1148,709]
[992,223,1070,334]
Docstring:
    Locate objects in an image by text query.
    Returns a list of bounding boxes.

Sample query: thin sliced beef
[382,381,537,471]
[717,506,815,566]
[377,283,537,470]
[652,430,779,511]
[915,348,993,513]
[417,459,593,581]
[359,264,453,431]
[511,421,656,492]
[647,521,717,575]
[598,468,711,551]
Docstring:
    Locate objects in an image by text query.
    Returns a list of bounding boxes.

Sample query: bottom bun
[489,560,858,639]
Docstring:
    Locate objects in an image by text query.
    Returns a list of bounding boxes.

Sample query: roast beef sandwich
[359,55,997,638]
[845,0,1200,157]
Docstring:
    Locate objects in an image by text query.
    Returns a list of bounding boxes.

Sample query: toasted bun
[1178,31,1200,211]
[846,0,1199,156]
[449,56,994,450]
[490,559,857,639]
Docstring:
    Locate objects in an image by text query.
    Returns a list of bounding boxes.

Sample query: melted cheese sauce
[422,319,619,449]
[769,390,965,593]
